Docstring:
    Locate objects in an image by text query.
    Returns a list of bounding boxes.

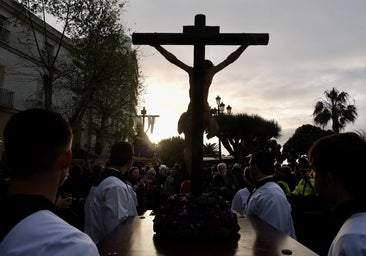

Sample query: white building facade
[0,0,73,143]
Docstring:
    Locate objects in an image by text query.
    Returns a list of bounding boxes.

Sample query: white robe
[328,212,366,256]
[84,175,138,244]
[0,210,99,256]
[244,181,296,239]
[231,187,251,215]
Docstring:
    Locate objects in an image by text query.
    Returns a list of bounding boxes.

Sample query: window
[0,65,4,88]
[0,15,9,42]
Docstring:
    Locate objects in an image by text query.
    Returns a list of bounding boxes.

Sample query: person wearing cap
[291,163,315,197]
[244,151,296,239]
[308,132,366,255]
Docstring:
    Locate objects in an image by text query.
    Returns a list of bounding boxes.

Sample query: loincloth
[177,110,219,139]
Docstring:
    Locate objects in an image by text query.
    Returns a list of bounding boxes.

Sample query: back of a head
[275,165,292,178]
[109,141,133,167]
[217,162,227,172]
[147,169,156,176]
[232,163,241,171]
[174,163,180,171]
[3,108,72,180]
[250,151,275,175]
[308,132,366,199]
[216,163,228,176]
[243,167,253,186]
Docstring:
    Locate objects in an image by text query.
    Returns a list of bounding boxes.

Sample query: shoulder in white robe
[0,210,99,256]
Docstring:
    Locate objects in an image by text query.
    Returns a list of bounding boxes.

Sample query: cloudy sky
[121,0,366,146]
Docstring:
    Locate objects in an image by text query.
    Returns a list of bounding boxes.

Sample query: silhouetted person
[244,151,296,239]
[133,123,154,157]
[308,132,366,255]
[84,141,137,244]
[231,163,246,189]
[209,162,239,201]
[58,164,91,230]
[128,166,146,215]
[0,108,98,255]
[231,167,254,215]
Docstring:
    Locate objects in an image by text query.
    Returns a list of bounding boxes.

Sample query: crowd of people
[1,108,366,256]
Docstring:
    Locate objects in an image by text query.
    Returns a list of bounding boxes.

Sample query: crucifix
[132,14,269,194]
[136,107,160,133]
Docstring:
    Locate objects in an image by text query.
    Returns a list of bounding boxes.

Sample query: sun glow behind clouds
[139,78,188,143]
[130,1,366,146]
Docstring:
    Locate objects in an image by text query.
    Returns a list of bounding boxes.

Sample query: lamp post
[215,96,232,161]
[226,105,232,114]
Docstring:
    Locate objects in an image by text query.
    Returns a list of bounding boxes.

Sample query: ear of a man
[60,149,72,169]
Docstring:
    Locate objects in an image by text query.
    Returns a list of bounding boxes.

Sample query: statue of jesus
[151,44,248,175]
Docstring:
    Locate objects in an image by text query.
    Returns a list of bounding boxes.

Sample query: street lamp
[215,95,232,161]
[215,95,221,110]
[226,105,232,114]
[219,102,225,113]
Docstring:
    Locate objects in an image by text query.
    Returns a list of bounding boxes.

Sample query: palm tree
[203,143,219,158]
[313,87,357,133]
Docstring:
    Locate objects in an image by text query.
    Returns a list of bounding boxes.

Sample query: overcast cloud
[121,0,366,145]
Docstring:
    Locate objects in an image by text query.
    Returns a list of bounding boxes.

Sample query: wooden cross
[132,14,269,194]
[136,107,160,133]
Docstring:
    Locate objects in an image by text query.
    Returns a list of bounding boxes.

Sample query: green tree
[313,87,357,133]
[158,137,185,167]
[216,113,281,161]
[282,124,334,163]
[65,0,141,152]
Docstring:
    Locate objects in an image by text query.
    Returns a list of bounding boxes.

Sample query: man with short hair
[308,132,366,255]
[84,141,137,244]
[0,108,99,255]
[244,151,296,239]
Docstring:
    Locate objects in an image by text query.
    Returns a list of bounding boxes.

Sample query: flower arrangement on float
[153,192,240,241]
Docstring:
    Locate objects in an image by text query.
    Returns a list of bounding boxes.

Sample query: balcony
[0,87,14,108]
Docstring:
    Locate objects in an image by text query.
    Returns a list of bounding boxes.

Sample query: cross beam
[132,32,269,45]
[132,14,269,194]
[132,16,268,45]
